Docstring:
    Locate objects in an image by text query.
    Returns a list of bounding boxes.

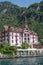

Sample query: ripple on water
[0,57,43,65]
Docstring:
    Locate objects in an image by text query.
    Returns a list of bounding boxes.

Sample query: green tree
[0,41,17,55]
[0,41,9,54]
[0,41,9,49]
[21,42,30,49]
[9,46,17,55]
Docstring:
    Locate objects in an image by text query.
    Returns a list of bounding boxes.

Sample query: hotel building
[0,18,38,48]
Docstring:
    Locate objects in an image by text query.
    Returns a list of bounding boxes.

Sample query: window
[24,38,26,40]
[24,40,26,42]
[20,41,21,43]
[12,40,13,43]
[12,36,13,39]
[24,34,26,36]
[28,34,29,36]
[28,38,29,40]
[24,38,26,42]
[16,43,18,45]
[28,38,29,42]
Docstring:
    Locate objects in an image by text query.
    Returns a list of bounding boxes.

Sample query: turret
[24,16,28,29]
[22,10,28,29]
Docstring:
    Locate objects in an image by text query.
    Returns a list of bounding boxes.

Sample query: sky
[0,0,42,7]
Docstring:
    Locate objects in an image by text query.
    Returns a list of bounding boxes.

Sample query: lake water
[0,57,43,65]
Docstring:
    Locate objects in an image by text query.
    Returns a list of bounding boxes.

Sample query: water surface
[0,57,43,65]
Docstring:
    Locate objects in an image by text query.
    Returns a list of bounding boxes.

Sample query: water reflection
[0,57,43,65]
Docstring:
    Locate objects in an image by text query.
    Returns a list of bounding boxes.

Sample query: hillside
[0,1,43,43]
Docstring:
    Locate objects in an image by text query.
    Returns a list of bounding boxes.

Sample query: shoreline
[0,55,43,59]
[15,55,43,58]
[0,49,43,59]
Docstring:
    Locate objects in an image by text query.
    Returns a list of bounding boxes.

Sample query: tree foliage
[21,42,30,49]
[0,41,17,55]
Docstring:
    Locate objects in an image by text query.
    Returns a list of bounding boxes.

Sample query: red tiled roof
[9,27,23,33]
[3,25,37,36]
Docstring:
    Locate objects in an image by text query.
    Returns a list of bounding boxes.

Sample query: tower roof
[3,25,8,31]
[24,16,28,29]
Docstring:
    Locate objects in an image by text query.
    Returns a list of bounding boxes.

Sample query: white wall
[9,32,16,46]
[9,32,22,47]
[29,35,33,44]
[33,35,38,44]
[8,30,38,47]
